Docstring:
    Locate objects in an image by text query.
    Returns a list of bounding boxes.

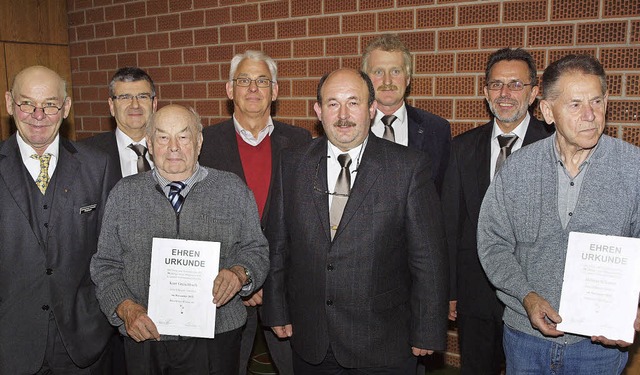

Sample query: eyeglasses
[111,93,154,102]
[11,95,66,116]
[313,156,350,197]
[486,81,534,91]
[232,78,273,88]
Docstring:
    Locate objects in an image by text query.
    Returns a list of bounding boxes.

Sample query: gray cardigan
[478,134,640,344]
[91,167,269,338]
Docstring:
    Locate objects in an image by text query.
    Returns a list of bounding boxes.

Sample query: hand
[591,307,640,348]
[412,347,434,356]
[448,300,457,321]
[242,288,263,307]
[116,299,160,342]
[523,292,563,337]
[272,324,293,338]
[213,267,244,307]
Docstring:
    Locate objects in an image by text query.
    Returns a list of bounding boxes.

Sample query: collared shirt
[232,114,274,146]
[553,134,597,229]
[326,137,367,209]
[154,163,208,200]
[490,113,532,180]
[17,132,60,182]
[371,103,408,146]
[115,128,154,177]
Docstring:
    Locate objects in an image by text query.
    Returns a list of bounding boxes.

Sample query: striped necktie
[168,181,186,213]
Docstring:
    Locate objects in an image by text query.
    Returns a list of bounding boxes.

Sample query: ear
[5,91,13,116]
[369,100,378,120]
[146,135,154,156]
[62,96,72,119]
[108,97,115,116]
[539,99,555,125]
[152,96,158,113]
[603,90,609,113]
[225,81,233,100]
[313,102,322,121]
[528,85,540,106]
[483,85,489,102]
[271,81,279,102]
[195,132,203,156]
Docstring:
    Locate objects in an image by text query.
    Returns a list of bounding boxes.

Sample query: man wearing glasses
[0,65,116,373]
[84,67,158,179]
[199,50,310,375]
[442,48,553,374]
[262,68,448,373]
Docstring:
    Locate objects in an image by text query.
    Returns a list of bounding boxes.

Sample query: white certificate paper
[147,238,220,338]
[558,232,640,342]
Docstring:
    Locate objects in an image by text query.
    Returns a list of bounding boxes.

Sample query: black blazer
[82,131,123,180]
[199,119,311,228]
[406,104,451,194]
[0,135,117,373]
[442,116,554,318]
[262,134,448,368]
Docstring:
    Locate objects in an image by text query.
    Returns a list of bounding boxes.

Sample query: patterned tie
[31,153,52,194]
[128,143,151,173]
[329,153,352,240]
[381,115,397,142]
[495,134,519,173]
[168,181,186,213]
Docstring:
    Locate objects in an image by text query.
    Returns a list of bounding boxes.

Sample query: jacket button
[45,268,53,275]
[327,264,334,271]
[42,305,50,311]
[326,300,333,306]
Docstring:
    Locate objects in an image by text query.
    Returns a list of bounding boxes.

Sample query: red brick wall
[67,0,640,142]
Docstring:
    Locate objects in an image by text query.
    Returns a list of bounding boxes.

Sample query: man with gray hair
[478,54,640,373]
[200,50,310,375]
[91,104,269,373]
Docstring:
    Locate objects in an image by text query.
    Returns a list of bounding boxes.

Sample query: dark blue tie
[168,181,186,213]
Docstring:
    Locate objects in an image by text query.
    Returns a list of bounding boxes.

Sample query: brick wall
[67,0,640,366]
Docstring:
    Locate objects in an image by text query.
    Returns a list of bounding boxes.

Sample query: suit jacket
[199,119,311,228]
[0,135,117,373]
[442,116,553,319]
[262,134,448,368]
[406,104,451,194]
[82,130,123,180]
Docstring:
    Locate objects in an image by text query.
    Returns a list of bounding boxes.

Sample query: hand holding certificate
[147,238,220,339]
[557,232,640,343]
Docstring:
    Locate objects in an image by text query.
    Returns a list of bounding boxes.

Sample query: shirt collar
[17,132,60,161]
[232,114,274,146]
[115,127,148,148]
[491,112,531,141]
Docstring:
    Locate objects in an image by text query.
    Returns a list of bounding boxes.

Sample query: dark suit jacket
[406,104,451,194]
[82,130,123,180]
[199,119,311,227]
[262,134,448,368]
[442,116,553,319]
[0,135,117,373]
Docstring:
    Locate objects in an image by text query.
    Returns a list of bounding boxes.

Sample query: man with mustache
[362,34,451,194]
[442,48,553,374]
[199,50,311,375]
[262,68,448,373]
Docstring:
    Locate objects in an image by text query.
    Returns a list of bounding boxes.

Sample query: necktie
[329,153,352,240]
[168,181,186,213]
[128,143,151,173]
[381,115,397,142]
[31,153,52,194]
[495,134,519,173]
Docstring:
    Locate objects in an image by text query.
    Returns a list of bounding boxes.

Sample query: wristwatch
[243,267,252,286]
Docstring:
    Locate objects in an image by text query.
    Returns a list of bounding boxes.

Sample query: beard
[488,98,529,124]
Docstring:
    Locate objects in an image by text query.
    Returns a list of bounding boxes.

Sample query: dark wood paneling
[0,0,68,44]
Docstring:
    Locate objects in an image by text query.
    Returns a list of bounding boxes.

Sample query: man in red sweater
[199,50,311,375]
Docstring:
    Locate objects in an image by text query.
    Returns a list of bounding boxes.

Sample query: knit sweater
[478,134,640,344]
[91,167,269,339]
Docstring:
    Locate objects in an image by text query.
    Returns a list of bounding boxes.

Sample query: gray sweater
[478,135,640,344]
[91,167,269,338]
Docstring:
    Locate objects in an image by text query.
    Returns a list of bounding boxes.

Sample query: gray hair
[229,50,278,82]
[361,34,412,78]
[109,67,156,98]
[146,105,202,139]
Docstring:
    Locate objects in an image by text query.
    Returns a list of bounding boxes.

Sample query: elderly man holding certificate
[478,54,640,374]
[91,104,269,374]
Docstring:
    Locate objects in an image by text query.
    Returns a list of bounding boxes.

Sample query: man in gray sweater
[91,104,269,374]
[478,54,640,374]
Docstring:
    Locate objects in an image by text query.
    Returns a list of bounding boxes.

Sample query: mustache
[495,98,518,105]
[377,84,398,91]
[333,120,357,128]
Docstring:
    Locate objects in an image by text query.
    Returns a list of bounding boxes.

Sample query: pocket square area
[79,204,97,214]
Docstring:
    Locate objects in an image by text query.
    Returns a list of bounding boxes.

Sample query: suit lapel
[0,136,36,235]
[406,105,425,150]
[48,139,80,233]
[307,140,332,241]
[219,122,247,182]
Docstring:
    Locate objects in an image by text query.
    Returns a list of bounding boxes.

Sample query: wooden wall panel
[1,43,74,140]
[0,43,7,140]
[0,0,68,44]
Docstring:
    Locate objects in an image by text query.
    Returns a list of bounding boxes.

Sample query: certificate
[557,232,640,342]
[147,238,220,338]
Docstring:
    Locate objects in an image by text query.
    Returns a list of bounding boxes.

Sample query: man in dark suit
[262,68,448,374]
[83,67,157,179]
[199,51,311,375]
[0,65,116,373]
[362,34,451,193]
[442,48,554,375]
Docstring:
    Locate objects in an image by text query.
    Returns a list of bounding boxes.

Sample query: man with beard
[262,68,448,373]
[362,34,450,193]
[442,48,553,374]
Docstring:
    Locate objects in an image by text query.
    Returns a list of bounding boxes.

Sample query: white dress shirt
[232,114,274,146]
[489,113,531,180]
[371,103,409,147]
[326,138,367,209]
[115,128,154,177]
[17,133,59,182]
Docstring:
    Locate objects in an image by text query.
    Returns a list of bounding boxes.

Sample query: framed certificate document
[147,238,220,338]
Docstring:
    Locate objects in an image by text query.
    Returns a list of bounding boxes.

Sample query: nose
[247,80,259,92]
[581,104,596,121]
[130,96,140,108]
[31,107,46,121]
[167,136,180,151]
[499,84,511,97]
[383,71,392,85]
[338,104,349,120]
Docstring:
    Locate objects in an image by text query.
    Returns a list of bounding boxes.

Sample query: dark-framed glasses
[313,156,350,198]
[232,78,273,88]
[486,80,534,91]
[11,94,66,116]
[111,93,154,102]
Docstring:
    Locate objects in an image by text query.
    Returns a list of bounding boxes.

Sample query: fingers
[411,347,434,356]
[591,336,632,348]
[117,300,160,342]
[272,324,293,338]
[448,300,457,321]
[213,269,242,307]
[243,289,264,307]
[523,292,564,337]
